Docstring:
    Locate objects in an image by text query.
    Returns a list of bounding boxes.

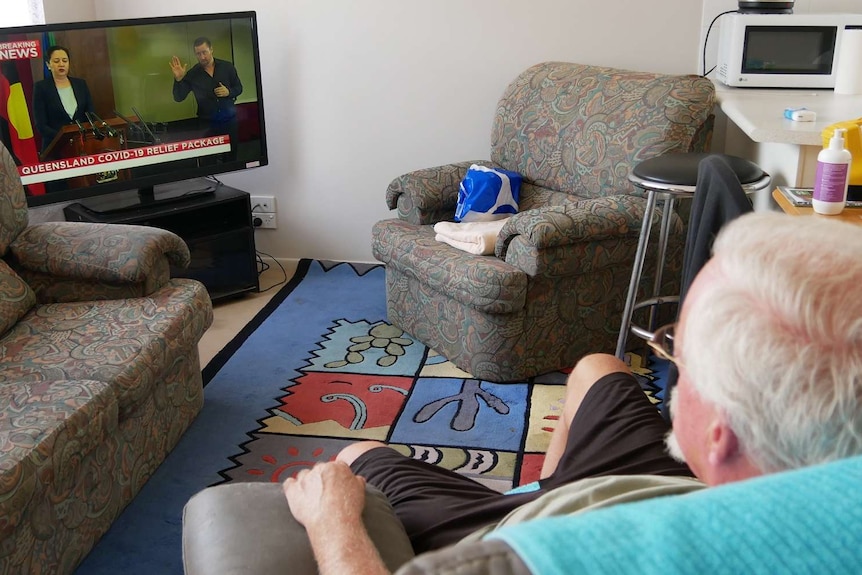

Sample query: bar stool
[614,153,771,359]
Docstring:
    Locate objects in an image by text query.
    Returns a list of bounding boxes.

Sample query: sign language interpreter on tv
[170,36,242,163]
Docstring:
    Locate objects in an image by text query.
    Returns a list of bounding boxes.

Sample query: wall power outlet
[250,195,276,213]
[252,212,277,229]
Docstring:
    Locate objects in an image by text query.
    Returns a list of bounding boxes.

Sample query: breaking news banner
[18,135,231,185]
[0,40,42,61]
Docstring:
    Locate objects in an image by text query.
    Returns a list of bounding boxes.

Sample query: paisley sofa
[0,142,213,573]
[372,62,716,381]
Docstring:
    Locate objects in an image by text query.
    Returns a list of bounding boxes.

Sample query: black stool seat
[615,152,771,360]
[631,153,767,189]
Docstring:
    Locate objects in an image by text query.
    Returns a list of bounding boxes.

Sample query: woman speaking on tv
[32,45,95,157]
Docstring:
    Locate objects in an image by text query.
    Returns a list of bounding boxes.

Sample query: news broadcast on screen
[0,11,267,211]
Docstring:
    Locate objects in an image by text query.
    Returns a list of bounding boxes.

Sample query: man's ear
[706,414,740,467]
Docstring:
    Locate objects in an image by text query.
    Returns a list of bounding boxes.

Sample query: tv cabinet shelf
[64,185,259,301]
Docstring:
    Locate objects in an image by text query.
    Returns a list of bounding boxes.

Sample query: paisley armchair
[372,62,716,381]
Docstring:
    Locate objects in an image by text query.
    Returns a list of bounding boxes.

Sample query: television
[0,11,267,213]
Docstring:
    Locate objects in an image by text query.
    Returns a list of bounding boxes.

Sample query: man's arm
[170,56,192,102]
[172,78,192,103]
[283,461,391,575]
[222,62,243,99]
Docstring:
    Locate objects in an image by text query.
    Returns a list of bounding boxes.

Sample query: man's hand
[283,462,390,575]
[283,461,367,533]
[169,55,188,81]
[214,82,230,98]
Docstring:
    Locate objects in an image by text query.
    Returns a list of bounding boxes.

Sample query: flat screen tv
[0,10,267,213]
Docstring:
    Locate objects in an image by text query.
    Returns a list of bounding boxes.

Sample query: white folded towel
[433,218,509,255]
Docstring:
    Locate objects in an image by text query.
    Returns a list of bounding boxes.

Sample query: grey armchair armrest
[8,221,191,302]
[497,195,675,277]
[182,481,530,575]
[498,196,646,254]
[386,161,493,225]
[182,482,415,575]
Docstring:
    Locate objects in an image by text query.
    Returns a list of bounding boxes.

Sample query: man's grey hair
[681,211,862,473]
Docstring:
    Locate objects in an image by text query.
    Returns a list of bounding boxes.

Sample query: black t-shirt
[172,58,243,124]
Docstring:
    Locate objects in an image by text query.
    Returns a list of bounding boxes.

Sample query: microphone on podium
[84,112,106,140]
[91,111,118,138]
[131,106,160,144]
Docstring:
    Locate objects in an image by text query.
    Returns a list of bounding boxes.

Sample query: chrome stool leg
[615,189,657,359]
[647,193,676,336]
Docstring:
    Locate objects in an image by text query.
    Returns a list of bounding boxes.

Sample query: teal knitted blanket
[490,456,862,574]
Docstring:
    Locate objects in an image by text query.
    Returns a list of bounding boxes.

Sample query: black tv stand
[64,184,259,301]
[76,179,218,215]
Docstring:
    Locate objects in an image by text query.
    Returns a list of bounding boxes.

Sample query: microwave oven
[716,13,862,88]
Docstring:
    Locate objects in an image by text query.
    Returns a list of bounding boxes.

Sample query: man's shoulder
[459,475,705,546]
[540,474,705,504]
[522,474,706,517]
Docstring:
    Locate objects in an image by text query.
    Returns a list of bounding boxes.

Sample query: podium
[41,117,131,187]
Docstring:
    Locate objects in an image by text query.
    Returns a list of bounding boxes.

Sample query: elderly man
[283,211,862,574]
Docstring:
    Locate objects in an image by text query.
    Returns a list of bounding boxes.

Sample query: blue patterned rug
[76,259,667,574]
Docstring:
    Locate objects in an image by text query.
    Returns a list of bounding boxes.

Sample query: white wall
[1,0,45,26]
[42,0,95,23]
[35,0,707,262]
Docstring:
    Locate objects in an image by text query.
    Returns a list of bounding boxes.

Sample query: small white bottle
[812,128,852,215]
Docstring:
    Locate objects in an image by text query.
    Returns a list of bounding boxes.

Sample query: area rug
[76,259,666,574]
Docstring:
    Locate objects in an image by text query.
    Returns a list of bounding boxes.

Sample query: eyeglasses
[648,322,680,366]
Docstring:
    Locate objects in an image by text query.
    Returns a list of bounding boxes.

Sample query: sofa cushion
[0,259,35,337]
[0,279,212,417]
[0,379,119,539]
[372,219,528,314]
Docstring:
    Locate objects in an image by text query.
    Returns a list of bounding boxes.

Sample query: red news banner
[0,40,42,60]
[18,135,231,185]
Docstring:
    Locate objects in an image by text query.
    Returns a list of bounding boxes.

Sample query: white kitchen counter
[716,83,862,145]
[713,81,862,206]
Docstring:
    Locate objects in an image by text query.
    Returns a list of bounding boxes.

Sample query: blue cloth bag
[455,164,522,222]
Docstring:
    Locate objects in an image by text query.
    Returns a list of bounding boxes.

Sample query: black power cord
[702,10,739,77]
[250,203,264,227]
[255,249,288,292]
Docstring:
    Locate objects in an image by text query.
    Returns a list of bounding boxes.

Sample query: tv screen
[0,11,267,212]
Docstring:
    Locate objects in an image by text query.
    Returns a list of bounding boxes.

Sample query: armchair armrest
[8,221,191,302]
[495,195,647,259]
[386,161,492,225]
[182,483,415,575]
